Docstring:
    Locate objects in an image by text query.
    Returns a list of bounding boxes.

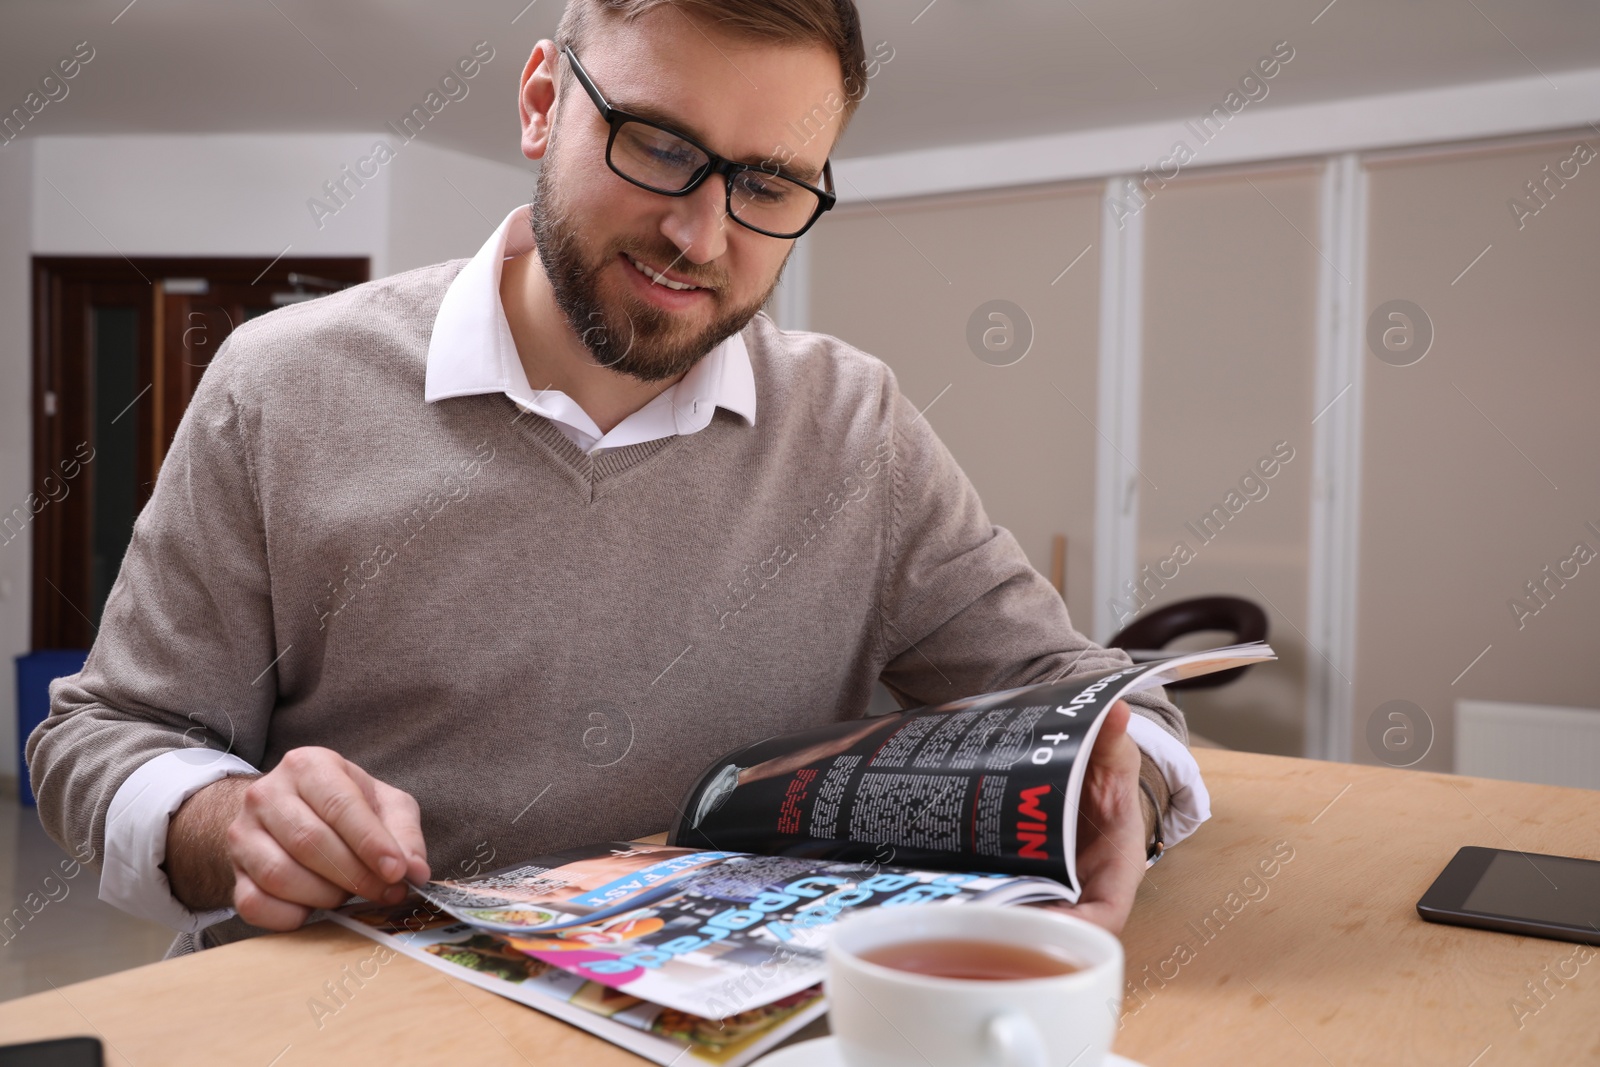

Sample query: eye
[645,141,698,168]
[733,170,792,204]
[617,122,703,174]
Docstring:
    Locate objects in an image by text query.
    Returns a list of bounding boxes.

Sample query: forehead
[573,8,844,181]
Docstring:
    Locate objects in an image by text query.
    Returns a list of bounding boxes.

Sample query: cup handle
[986,1011,1050,1067]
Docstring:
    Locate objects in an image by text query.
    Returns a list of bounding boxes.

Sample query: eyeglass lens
[610,119,819,236]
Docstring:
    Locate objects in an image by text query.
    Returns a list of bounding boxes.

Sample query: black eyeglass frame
[559,43,837,240]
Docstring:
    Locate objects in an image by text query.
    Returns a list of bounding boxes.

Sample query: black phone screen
[1419,846,1600,944]
[1461,851,1600,929]
[0,1037,103,1067]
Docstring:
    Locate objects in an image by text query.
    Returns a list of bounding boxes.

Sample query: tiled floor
[0,790,176,1003]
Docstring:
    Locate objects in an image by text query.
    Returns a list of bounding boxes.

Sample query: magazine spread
[325,894,825,1067]
[323,642,1274,1050]
[670,642,1275,898]
[396,842,1072,1018]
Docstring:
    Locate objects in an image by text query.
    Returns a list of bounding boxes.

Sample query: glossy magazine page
[411,842,745,933]
[402,844,1072,1018]
[324,894,826,1067]
[670,642,1276,899]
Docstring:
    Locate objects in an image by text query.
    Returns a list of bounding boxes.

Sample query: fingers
[232,868,315,932]
[245,787,396,904]
[1067,829,1144,936]
[1026,896,1129,936]
[1079,734,1145,848]
[222,747,429,930]
[227,817,354,921]
[286,750,411,886]
[1063,899,1130,936]
[1070,709,1149,934]
[369,780,431,884]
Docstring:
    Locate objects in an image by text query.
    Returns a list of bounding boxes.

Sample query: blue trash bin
[15,649,90,806]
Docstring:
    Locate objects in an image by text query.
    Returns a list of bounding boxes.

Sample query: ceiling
[1,0,1596,170]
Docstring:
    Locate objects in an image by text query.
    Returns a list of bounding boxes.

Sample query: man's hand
[166,746,430,931]
[1034,699,1151,935]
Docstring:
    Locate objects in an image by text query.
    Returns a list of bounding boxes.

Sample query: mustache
[614,242,724,291]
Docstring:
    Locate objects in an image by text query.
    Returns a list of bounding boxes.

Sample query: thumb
[1093,699,1132,752]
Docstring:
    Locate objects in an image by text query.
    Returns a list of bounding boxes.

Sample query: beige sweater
[27,258,1186,945]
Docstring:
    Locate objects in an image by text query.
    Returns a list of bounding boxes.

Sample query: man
[27,0,1207,954]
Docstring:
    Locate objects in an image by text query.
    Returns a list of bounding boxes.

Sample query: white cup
[826,904,1123,1067]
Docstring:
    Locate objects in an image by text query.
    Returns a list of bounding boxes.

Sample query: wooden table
[3,750,1597,1065]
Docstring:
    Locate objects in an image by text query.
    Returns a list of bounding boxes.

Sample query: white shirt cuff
[1124,714,1211,847]
[100,748,259,933]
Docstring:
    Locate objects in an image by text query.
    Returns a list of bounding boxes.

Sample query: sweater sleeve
[25,344,279,875]
[874,384,1191,749]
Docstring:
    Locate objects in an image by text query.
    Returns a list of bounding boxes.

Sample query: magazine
[324,894,826,1067]
[670,641,1275,897]
[387,843,1073,1018]
[326,643,1272,1057]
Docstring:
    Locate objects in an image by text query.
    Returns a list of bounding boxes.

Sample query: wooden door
[29,257,368,649]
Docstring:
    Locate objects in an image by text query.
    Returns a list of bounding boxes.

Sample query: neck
[499,245,684,435]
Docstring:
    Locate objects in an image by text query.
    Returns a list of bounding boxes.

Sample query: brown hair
[554,0,870,135]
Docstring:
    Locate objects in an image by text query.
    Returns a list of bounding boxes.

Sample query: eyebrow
[613,98,826,186]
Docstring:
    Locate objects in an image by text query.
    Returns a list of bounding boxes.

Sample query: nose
[659,171,730,266]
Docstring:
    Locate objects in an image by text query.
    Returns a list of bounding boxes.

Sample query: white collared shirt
[424,205,757,453]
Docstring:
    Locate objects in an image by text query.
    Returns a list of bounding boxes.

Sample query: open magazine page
[410,842,744,933]
[408,845,1072,1018]
[324,894,826,1067]
[670,642,1275,901]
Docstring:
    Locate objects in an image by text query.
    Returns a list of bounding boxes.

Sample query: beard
[528,128,783,384]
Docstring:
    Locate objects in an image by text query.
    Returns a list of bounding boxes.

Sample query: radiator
[1455,700,1600,789]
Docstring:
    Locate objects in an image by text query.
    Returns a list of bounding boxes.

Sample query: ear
[519,39,560,162]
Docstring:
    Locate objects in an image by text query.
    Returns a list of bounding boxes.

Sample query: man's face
[527,11,843,382]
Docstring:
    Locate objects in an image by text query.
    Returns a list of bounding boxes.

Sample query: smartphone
[1418,846,1600,945]
[0,1037,103,1066]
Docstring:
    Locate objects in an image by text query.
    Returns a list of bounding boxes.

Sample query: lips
[615,251,715,312]
[623,252,709,292]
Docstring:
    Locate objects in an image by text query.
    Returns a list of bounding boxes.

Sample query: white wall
[31,133,531,273]
[33,133,391,267]
[0,140,34,787]
[388,142,534,273]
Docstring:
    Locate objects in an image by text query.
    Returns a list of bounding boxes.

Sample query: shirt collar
[424,204,757,438]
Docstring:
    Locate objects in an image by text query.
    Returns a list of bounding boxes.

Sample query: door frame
[29,255,368,650]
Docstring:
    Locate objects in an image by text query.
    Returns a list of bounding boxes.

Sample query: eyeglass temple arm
[560,43,613,119]
[817,159,838,207]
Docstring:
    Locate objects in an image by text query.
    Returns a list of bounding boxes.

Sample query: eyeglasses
[559,43,837,240]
